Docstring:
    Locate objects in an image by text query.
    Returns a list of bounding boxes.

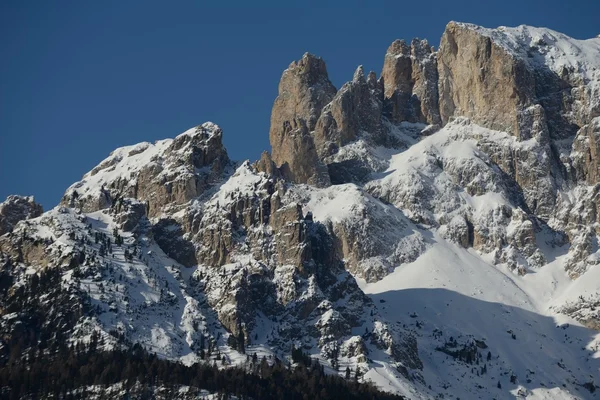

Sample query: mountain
[1,21,600,399]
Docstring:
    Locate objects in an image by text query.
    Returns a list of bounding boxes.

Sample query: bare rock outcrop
[269,54,391,186]
[437,21,599,161]
[268,53,336,186]
[571,117,600,185]
[62,123,230,217]
[381,39,441,125]
[0,195,43,236]
[315,66,384,156]
[437,22,538,140]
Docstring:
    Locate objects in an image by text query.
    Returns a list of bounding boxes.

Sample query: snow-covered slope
[361,232,600,399]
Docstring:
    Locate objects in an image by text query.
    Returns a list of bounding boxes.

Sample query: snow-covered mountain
[1,21,600,399]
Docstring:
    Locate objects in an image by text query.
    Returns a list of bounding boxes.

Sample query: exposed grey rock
[152,218,197,267]
[62,123,230,217]
[268,53,336,186]
[382,39,441,125]
[0,195,43,235]
[437,22,538,139]
[112,198,147,232]
[314,66,385,157]
[571,118,600,185]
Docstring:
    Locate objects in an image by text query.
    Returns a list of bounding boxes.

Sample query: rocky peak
[381,37,441,125]
[352,64,366,83]
[0,195,43,235]
[166,122,229,171]
[268,53,336,187]
[270,53,388,187]
[382,40,411,99]
[62,122,230,216]
[314,65,384,159]
[269,52,336,135]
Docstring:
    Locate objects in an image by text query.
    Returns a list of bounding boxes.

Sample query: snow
[303,184,369,223]
[360,231,600,399]
[328,117,600,397]
[67,139,171,199]
[365,118,518,231]
[456,22,600,73]
[211,161,268,207]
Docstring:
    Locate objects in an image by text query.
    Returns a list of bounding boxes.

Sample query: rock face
[315,67,387,184]
[381,39,441,125]
[315,66,384,156]
[436,21,600,218]
[438,22,537,139]
[269,53,336,186]
[269,54,388,186]
[571,117,600,185]
[62,122,230,217]
[437,22,598,142]
[0,195,43,235]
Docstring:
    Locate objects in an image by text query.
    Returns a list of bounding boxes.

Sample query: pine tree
[238,329,245,354]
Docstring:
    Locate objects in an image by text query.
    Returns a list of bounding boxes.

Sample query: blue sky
[2,1,599,210]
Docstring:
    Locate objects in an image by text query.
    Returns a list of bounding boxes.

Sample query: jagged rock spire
[381,38,440,125]
[268,53,336,187]
[269,53,386,186]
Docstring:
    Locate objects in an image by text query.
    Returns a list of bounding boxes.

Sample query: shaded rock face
[269,53,336,186]
[111,198,147,232]
[315,67,388,184]
[0,195,43,236]
[571,118,600,185]
[152,218,197,267]
[552,184,600,277]
[382,39,441,125]
[315,67,385,157]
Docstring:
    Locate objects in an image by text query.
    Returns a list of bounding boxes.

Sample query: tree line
[0,343,404,400]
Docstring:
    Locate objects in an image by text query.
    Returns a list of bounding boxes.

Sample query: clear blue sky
[2,1,599,210]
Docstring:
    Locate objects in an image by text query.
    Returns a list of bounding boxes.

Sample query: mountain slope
[2,21,600,399]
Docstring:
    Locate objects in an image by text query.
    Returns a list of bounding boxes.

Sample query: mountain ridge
[1,21,600,399]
